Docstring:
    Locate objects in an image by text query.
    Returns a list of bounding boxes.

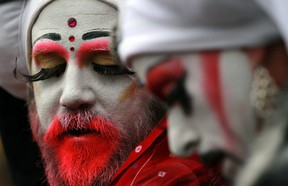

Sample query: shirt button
[158,171,167,177]
[135,145,142,153]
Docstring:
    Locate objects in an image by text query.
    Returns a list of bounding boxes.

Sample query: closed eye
[92,63,135,76]
[23,63,66,82]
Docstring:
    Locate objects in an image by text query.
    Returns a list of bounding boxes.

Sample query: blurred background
[0,135,13,186]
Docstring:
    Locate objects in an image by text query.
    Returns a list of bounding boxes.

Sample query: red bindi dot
[68,18,77,27]
[69,35,75,42]
[70,47,75,52]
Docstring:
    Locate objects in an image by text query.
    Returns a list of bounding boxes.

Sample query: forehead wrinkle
[81,13,114,15]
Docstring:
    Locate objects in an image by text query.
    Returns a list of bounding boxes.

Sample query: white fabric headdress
[0,1,29,99]
[118,0,281,63]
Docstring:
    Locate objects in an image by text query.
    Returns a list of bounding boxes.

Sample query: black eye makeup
[24,63,66,82]
[92,63,135,76]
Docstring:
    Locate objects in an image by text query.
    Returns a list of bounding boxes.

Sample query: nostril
[182,140,199,155]
[62,100,94,110]
[78,104,93,110]
[200,150,225,166]
[60,98,95,110]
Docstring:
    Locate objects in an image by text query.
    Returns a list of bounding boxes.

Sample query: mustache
[44,111,120,146]
[60,109,94,130]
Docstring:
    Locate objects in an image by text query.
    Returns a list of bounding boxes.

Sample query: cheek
[31,61,40,74]
[118,80,137,102]
[33,81,61,131]
[98,76,136,105]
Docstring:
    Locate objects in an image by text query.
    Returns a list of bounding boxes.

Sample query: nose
[167,110,201,157]
[168,128,200,157]
[60,66,96,110]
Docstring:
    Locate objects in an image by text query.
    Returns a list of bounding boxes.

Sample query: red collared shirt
[110,118,227,186]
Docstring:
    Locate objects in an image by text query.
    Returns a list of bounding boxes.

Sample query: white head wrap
[0,1,28,99]
[118,0,282,63]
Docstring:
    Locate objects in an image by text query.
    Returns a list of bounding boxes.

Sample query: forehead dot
[68,18,77,27]
[70,47,75,52]
[69,35,75,42]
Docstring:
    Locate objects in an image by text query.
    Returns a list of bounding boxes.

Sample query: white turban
[0,1,28,99]
[118,0,282,64]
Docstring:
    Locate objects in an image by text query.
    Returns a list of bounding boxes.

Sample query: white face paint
[133,50,256,161]
[30,0,134,132]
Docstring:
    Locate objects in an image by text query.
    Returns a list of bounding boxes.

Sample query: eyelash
[24,63,66,82]
[22,63,135,82]
[92,63,135,76]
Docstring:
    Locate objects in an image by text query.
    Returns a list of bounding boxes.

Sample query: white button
[135,145,142,153]
[158,171,166,177]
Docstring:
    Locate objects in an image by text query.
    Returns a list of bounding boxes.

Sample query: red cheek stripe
[76,39,109,67]
[201,51,235,149]
[32,41,69,66]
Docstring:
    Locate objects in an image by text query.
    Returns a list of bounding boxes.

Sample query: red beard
[28,90,165,186]
[42,115,120,186]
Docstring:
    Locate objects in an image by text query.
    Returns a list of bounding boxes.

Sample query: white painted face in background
[29,0,165,185]
[132,50,256,163]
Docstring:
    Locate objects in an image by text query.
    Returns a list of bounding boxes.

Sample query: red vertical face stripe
[201,51,235,149]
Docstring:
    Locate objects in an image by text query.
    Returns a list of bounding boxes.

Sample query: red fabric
[110,118,227,186]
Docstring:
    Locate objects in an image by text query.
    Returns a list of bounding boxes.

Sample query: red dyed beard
[29,109,124,186]
[46,116,120,186]
[27,89,165,186]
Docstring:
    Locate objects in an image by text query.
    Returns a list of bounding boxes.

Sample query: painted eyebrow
[82,31,110,40]
[33,33,62,45]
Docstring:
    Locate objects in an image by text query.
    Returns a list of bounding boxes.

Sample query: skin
[133,50,255,160]
[131,42,288,183]
[28,0,165,185]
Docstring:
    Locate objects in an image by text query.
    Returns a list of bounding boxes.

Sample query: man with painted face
[116,0,288,185]
[18,0,227,185]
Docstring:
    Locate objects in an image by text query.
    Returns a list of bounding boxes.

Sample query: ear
[264,43,288,88]
[244,47,266,70]
[245,43,288,88]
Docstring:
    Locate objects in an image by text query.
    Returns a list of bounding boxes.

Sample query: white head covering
[255,0,288,52]
[0,0,29,99]
[118,0,281,64]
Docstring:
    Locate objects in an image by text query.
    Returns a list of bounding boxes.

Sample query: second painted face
[29,0,164,185]
[132,50,256,163]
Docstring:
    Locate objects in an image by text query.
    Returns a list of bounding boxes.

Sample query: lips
[44,116,120,146]
[65,128,98,137]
